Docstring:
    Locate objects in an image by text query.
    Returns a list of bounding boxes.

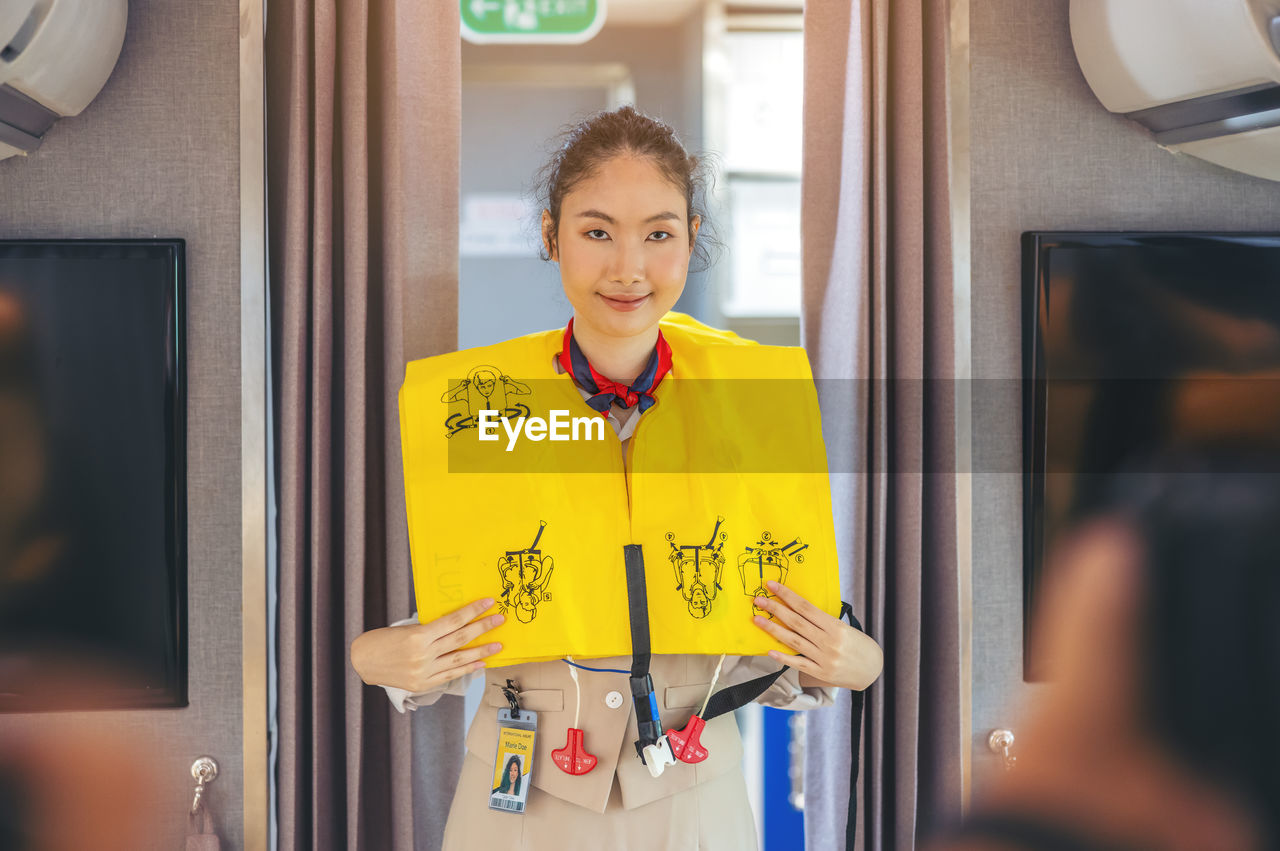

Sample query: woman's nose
[608,241,645,284]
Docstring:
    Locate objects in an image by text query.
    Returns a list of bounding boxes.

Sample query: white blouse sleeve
[380,613,481,713]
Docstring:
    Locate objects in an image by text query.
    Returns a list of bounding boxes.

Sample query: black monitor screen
[0,240,186,711]
[1022,232,1280,680]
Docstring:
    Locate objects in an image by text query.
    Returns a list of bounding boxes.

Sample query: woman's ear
[688,215,701,256]
[541,209,558,261]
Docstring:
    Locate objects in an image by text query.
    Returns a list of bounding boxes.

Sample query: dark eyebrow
[574,210,682,225]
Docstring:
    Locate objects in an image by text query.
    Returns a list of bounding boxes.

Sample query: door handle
[987,729,1016,771]
[190,756,219,814]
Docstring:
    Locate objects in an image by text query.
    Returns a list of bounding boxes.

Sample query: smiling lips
[599,292,651,312]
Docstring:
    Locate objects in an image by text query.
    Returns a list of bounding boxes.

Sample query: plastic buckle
[630,673,666,765]
[551,727,598,776]
[641,735,677,778]
[665,714,709,764]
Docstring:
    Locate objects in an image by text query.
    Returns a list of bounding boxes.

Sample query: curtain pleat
[802,1,962,848]
[268,2,461,849]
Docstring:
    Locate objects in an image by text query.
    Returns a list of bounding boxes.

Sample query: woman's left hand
[752,580,883,691]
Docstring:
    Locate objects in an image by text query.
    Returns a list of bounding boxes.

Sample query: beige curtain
[267,2,461,849]
[802,0,962,848]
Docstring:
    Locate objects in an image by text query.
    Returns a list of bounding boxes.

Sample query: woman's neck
[571,319,659,384]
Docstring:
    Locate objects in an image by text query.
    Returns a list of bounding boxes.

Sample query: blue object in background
[762,706,805,850]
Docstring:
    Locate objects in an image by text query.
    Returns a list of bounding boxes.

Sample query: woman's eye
[648,230,673,241]
[585,229,609,240]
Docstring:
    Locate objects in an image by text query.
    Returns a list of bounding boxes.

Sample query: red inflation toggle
[552,727,598,776]
[665,714,708,764]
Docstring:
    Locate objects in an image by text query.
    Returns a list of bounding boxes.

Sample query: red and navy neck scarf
[558,317,673,414]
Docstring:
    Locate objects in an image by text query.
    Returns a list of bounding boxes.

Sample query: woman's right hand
[350,597,504,693]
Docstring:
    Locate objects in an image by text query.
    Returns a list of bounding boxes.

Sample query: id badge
[489,707,538,814]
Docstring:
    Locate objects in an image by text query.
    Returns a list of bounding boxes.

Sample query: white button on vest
[604,690,625,709]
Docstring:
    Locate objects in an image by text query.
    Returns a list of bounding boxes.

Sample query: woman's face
[508,761,519,783]
[544,154,700,342]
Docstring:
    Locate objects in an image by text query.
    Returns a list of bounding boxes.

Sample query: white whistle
[643,736,677,778]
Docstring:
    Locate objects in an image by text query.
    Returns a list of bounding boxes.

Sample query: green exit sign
[461,0,606,44]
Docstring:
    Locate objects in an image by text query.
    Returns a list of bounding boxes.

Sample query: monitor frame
[0,238,187,712]
[1021,230,1280,682]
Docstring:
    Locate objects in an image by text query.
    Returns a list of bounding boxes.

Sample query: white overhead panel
[1070,0,1280,181]
[608,0,705,26]
[0,0,128,161]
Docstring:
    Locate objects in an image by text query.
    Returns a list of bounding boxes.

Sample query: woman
[494,756,523,797]
[351,106,882,849]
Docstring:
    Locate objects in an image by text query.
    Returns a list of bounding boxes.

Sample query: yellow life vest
[400,312,841,665]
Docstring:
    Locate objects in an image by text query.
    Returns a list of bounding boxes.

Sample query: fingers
[421,659,489,692]
[765,580,831,625]
[437,642,503,671]
[753,613,819,657]
[765,647,818,675]
[436,612,506,653]
[427,597,497,640]
[753,594,824,645]
[408,640,502,692]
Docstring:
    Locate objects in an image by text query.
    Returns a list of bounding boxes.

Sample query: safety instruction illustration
[666,516,727,619]
[442,364,531,437]
[497,521,554,623]
[738,531,808,615]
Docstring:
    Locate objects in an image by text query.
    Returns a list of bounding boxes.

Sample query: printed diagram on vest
[442,364,532,437]
[498,521,555,623]
[738,532,808,616]
[667,516,727,619]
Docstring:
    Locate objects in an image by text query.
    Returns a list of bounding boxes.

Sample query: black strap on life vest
[624,543,788,756]
[839,601,865,849]
[702,601,865,846]
[700,666,788,721]
[701,600,866,846]
[623,545,663,759]
[624,539,868,839]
